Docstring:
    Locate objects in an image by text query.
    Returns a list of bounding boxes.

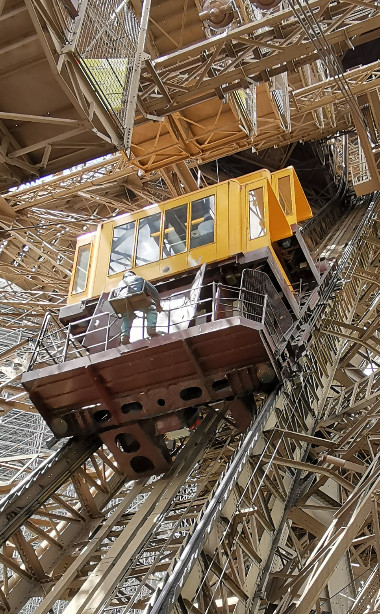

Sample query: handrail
[27,274,292,371]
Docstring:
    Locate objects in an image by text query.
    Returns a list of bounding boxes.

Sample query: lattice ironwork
[76,0,140,131]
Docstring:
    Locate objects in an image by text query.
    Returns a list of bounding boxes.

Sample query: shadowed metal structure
[0,1,379,613]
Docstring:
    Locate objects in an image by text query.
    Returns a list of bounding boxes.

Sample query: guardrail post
[262,293,268,325]
[28,312,51,370]
[63,324,70,362]
[212,282,216,321]
[105,314,110,351]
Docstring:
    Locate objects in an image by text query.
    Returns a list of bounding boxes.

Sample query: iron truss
[0,0,379,191]
[133,0,380,191]
[0,193,377,613]
[0,1,379,612]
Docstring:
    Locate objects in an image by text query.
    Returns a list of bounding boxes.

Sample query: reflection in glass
[135,212,161,266]
[190,195,215,249]
[108,220,136,275]
[277,175,292,216]
[162,204,187,258]
[72,244,90,294]
[249,188,266,239]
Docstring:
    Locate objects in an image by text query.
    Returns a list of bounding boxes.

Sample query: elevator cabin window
[135,212,161,266]
[72,244,91,294]
[249,188,266,240]
[190,195,215,249]
[108,220,136,275]
[277,175,292,216]
[162,204,187,258]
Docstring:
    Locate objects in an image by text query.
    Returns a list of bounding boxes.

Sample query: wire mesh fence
[74,0,140,131]
[241,269,293,349]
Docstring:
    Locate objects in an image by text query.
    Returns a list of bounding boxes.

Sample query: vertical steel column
[124,0,151,156]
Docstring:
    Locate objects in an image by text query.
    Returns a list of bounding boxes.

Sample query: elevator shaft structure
[0,196,378,613]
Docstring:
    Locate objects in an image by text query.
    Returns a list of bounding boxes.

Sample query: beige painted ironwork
[0,1,379,612]
[0,194,377,613]
[0,0,379,191]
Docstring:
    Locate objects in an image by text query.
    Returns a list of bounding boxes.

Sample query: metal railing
[241,269,294,349]
[27,275,292,371]
[27,311,88,370]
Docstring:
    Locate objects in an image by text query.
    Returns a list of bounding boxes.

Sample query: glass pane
[108,220,136,275]
[249,188,266,239]
[190,195,215,249]
[277,175,292,216]
[72,244,90,294]
[162,204,187,258]
[135,212,161,266]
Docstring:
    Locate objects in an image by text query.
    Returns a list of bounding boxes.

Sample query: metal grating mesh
[241,269,293,349]
[76,0,140,130]
[0,411,50,483]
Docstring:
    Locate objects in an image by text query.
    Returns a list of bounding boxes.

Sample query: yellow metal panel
[92,221,114,298]
[124,260,162,284]
[66,169,313,306]
[293,169,313,222]
[267,180,293,242]
[234,169,271,185]
[187,244,215,270]
[159,252,188,277]
[214,181,229,261]
[228,180,242,256]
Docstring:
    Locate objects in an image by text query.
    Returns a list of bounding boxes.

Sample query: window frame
[161,202,189,259]
[248,186,266,241]
[71,242,92,296]
[135,211,163,268]
[108,219,137,277]
[277,174,293,217]
[189,194,216,251]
